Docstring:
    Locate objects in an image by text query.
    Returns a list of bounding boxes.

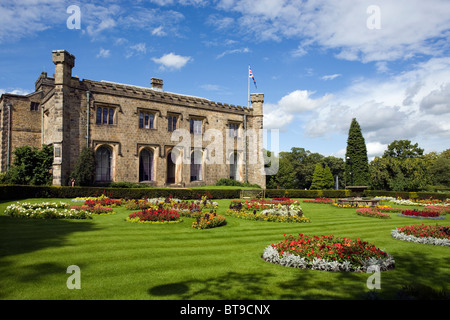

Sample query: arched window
[96,146,112,182]
[167,151,176,184]
[139,149,153,182]
[229,152,239,181]
[190,150,202,182]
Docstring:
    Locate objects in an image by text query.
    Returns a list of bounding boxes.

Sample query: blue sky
[1,0,450,159]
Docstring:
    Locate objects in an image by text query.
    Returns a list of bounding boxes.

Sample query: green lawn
[0,198,448,300]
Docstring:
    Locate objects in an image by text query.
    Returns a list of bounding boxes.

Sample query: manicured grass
[0,198,448,300]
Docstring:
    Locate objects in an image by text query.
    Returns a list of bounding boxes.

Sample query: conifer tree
[345,118,370,186]
[310,163,324,189]
[322,164,334,189]
[70,147,96,186]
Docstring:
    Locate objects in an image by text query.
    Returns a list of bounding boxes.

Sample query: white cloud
[321,74,342,81]
[0,88,31,96]
[126,43,147,58]
[300,56,450,154]
[152,52,192,70]
[0,1,66,43]
[216,47,250,59]
[96,48,111,58]
[152,26,166,36]
[216,0,450,63]
[366,142,388,159]
[263,90,332,130]
[263,103,294,131]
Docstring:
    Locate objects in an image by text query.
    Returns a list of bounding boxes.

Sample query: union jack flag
[249,66,257,89]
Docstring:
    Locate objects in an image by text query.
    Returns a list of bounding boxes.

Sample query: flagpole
[248,64,251,109]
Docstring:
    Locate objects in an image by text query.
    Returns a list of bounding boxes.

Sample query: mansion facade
[0,50,266,188]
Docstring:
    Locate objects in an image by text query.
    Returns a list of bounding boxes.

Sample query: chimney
[151,78,163,91]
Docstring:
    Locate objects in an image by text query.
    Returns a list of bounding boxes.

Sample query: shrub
[0,145,53,185]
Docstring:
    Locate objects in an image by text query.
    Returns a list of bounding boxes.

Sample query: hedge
[265,189,350,199]
[0,185,242,201]
[0,185,448,201]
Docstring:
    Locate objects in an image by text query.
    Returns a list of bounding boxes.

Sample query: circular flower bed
[192,212,226,229]
[4,202,92,219]
[227,198,310,223]
[397,209,444,220]
[391,224,450,246]
[262,233,394,272]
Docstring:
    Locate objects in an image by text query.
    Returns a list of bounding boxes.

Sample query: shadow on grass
[149,272,277,300]
[0,215,100,258]
[148,249,450,300]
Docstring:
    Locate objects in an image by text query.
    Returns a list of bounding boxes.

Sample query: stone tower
[248,93,265,188]
[51,50,75,186]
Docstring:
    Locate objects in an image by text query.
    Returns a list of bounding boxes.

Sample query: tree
[70,147,96,186]
[322,164,334,189]
[0,145,53,185]
[310,163,324,189]
[345,118,370,186]
[429,149,450,187]
[323,156,345,189]
[369,153,435,191]
[383,140,424,159]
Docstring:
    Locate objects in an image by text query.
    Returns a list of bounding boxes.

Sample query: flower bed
[226,209,310,223]
[391,224,450,246]
[4,202,91,219]
[126,208,182,224]
[355,208,391,219]
[192,212,226,229]
[424,206,450,215]
[227,198,309,223]
[262,233,394,272]
[303,198,334,204]
[84,198,122,207]
[70,206,115,215]
[397,209,443,220]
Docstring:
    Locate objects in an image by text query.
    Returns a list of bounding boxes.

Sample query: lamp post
[346,156,353,186]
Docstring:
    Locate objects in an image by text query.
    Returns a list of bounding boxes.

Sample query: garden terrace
[0,195,449,301]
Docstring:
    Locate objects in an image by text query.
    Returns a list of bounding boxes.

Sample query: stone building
[0,50,266,188]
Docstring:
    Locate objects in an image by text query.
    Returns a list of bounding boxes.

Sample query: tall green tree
[310,163,324,189]
[345,118,370,186]
[322,164,334,189]
[70,147,96,186]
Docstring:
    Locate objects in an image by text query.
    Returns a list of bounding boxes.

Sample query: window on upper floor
[30,102,40,111]
[168,115,177,132]
[190,118,202,134]
[139,111,155,129]
[228,123,240,138]
[96,106,115,125]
